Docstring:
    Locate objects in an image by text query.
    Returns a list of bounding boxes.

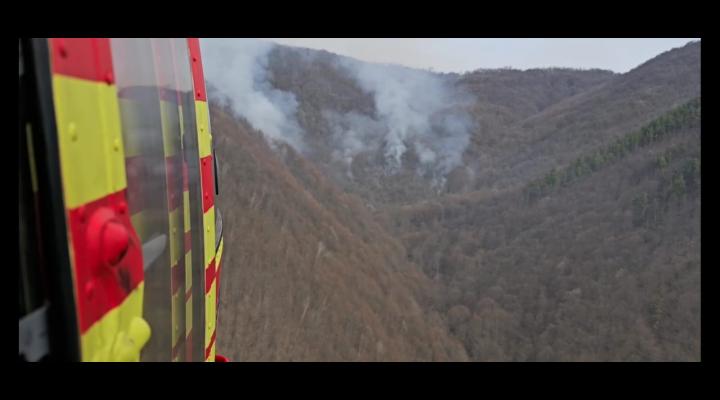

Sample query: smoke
[323,110,385,177]
[201,38,305,151]
[332,58,474,178]
[201,39,474,185]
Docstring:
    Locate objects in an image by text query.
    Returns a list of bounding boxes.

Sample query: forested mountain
[382,99,700,360]
[212,108,468,361]
[207,39,700,361]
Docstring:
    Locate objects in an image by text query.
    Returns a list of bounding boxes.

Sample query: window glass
[112,38,207,362]
[150,38,189,361]
[112,38,174,361]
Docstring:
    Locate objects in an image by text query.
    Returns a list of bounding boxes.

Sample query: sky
[262,38,699,74]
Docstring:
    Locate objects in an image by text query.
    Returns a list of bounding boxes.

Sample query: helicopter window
[150,38,189,362]
[112,38,187,361]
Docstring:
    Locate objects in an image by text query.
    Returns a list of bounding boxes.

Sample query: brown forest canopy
[209,40,700,361]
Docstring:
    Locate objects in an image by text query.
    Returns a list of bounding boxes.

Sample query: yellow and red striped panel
[49,38,150,361]
[188,38,220,361]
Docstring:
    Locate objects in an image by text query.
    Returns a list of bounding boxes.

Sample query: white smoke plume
[201,39,475,186]
[333,58,475,177]
[323,110,385,177]
[201,38,305,151]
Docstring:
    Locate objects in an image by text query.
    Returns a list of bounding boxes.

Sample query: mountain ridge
[207,39,700,361]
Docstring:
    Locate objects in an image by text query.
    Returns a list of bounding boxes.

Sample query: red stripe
[171,260,184,295]
[68,189,144,333]
[50,38,114,84]
[184,231,192,254]
[205,257,216,294]
[205,329,216,360]
[185,288,192,302]
[187,38,207,102]
[200,155,215,212]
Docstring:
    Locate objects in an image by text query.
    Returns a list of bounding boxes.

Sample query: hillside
[212,107,468,361]
[381,99,700,361]
[489,41,702,190]
[204,39,701,361]
[256,41,700,204]
[264,46,622,204]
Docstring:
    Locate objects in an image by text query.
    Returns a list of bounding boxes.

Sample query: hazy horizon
[262,38,699,74]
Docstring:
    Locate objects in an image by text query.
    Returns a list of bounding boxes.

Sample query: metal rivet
[113,139,120,151]
[85,280,95,299]
[69,122,77,141]
[58,41,68,58]
[105,71,113,85]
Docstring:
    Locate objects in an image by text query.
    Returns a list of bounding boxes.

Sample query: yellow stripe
[168,207,182,266]
[203,206,216,267]
[117,98,144,159]
[80,283,149,361]
[195,100,212,158]
[205,279,216,361]
[171,288,183,362]
[160,100,180,157]
[52,75,126,208]
[130,209,153,243]
[207,343,216,362]
[208,238,223,362]
[196,94,215,361]
[203,205,216,362]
